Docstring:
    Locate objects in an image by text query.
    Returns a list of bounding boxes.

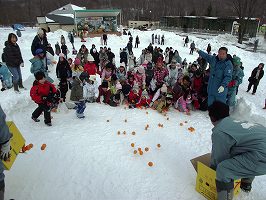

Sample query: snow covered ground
[0,27,266,200]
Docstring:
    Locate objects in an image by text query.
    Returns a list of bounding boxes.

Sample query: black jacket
[56,59,72,79]
[249,67,264,82]
[31,35,48,56]
[107,51,115,63]
[2,41,23,67]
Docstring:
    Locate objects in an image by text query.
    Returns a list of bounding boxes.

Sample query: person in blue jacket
[208,101,266,200]
[196,47,233,106]
[0,105,12,200]
[0,63,12,91]
[227,56,244,108]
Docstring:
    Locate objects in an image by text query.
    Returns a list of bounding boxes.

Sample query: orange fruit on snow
[157,144,161,148]
[41,144,46,151]
[133,150,138,154]
[131,143,135,147]
[123,131,126,135]
[139,151,143,155]
[28,143,33,149]
[148,162,153,167]
[180,123,183,126]
[145,147,149,152]
[147,124,149,128]
[132,131,136,135]
[138,148,142,151]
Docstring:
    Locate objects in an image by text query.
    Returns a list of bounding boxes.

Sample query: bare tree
[232,0,259,44]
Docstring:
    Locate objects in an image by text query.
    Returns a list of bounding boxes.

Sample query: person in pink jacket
[101,62,115,83]
[175,90,193,115]
[134,66,146,89]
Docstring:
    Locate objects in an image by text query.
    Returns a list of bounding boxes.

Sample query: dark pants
[32,104,51,123]
[247,81,259,94]
[8,67,22,84]
[0,180,4,200]
[103,40,107,45]
[135,43,138,48]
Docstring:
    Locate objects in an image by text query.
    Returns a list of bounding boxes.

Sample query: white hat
[88,54,95,62]
[120,62,126,67]
[89,75,96,81]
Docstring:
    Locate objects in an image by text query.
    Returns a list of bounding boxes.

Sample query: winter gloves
[0,140,11,161]
[218,86,225,93]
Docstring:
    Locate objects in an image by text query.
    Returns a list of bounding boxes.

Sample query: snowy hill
[0,27,266,200]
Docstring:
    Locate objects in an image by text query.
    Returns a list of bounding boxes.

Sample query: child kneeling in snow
[70,74,87,118]
[175,90,193,115]
[153,93,173,113]
[136,89,151,108]
[30,71,58,126]
[128,84,142,109]
[96,80,111,105]
[0,62,12,91]
[83,75,98,103]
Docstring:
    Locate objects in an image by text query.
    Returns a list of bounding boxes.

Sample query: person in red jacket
[96,80,111,104]
[128,84,142,108]
[83,54,98,76]
[30,71,58,126]
[136,89,151,108]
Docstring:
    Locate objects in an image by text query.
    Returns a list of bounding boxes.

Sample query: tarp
[12,24,25,31]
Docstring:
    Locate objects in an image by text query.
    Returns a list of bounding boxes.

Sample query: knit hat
[89,75,96,82]
[74,58,81,65]
[88,54,95,62]
[59,53,65,58]
[35,48,44,56]
[141,89,149,98]
[232,56,241,67]
[160,84,167,93]
[101,81,109,88]
[34,71,46,80]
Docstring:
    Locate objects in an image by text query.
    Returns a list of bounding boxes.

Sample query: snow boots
[13,83,20,93]
[18,79,26,90]
[240,177,254,193]
[216,180,234,200]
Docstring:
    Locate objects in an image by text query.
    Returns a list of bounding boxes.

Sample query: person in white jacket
[83,75,99,103]
[166,59,180,87]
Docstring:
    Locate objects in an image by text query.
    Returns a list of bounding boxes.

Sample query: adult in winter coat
[2,33,25,92]
[164,47,170,64]
[68,32,75,49]
[227,56,244,107]
[197,47,233,106]
[247,63,264,95]
[184,36,189,47]
[0,105,12,199]
[138,50,145,65]
[161,35,165,45]
[172,50,182,64]
[84,54,98,76]
[77,44,89,67]
[128,52,135,68]
[90,48,100,68]
[107,48,115,64]
[30,71,58,126]
[207,43,212,54]
[30,49,53,83]
[0,63,12,90]
[135,36,140,48]
[99,47,108,70]
[55,42,61,56]
[60,35,66,45]
[127,41,133,54]
[102,34,107,45]
[120,48,128,67]
[153,58,169,90]
[31,28,49,56]
[208,101,266,200]
[190,41,195,54]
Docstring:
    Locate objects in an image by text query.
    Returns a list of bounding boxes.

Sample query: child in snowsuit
[175,90,193,115]
[128,84,142,108]
[0,62,12,91]
[71,58,84,78]
[136,89,151,108]
[134,66,146,89]
[153,93,173,113]
[56,53,72,101]
[30,71,58,126]
[70,74,86,118]
[83,75,98,103]
[96,81,111,105]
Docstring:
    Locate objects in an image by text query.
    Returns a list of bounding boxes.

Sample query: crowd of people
[0,27,266,200]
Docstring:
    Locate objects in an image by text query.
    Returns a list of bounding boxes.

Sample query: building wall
[128,20,159,28]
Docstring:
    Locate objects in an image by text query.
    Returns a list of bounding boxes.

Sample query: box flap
[190,153,211,172]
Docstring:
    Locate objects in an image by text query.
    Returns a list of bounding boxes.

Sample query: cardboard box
[2,121,25,170]
[191,153,241,200]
